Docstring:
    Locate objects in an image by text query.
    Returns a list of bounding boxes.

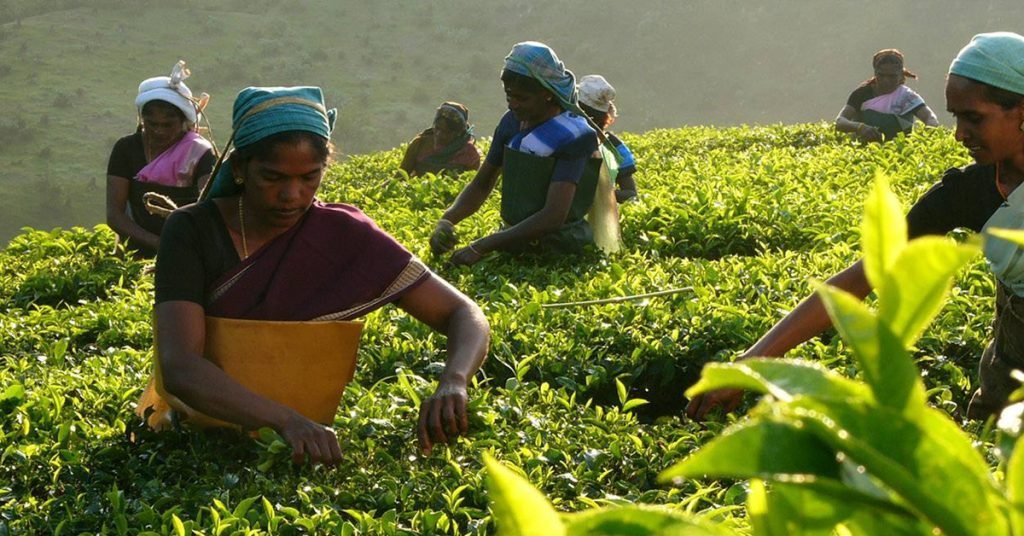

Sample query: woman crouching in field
[688,32,1024,422]
[137,86,489,463]
[399,102,481,177]
[835,48,940,143]
[429,41,619,265]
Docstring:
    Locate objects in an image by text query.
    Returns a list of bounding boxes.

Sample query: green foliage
[673,176,1018,535]
[484,454,728,535]
[0,124,1002,533]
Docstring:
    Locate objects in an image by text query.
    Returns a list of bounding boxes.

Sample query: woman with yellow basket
[136,86,489,463]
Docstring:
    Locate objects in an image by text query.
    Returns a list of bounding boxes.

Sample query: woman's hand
[856,124,883,143]
[278,411,343,466]
[417,381,469,454]
[430,219,459,255]
[449,244,485,266]
[685,387,744,421]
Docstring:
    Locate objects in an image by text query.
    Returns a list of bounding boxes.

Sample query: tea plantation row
[0,123,992,533]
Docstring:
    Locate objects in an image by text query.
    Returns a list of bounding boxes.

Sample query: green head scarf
[208,86,337,199]
[949,32,1024,96]
[503,41,579,112]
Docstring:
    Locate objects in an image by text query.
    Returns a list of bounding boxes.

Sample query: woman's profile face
[241,138,325,230]
[873,63,905,95]
[141,106,188,153]
[946,74,1024,165]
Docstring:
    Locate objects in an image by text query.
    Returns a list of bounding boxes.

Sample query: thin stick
[540,287,693,308]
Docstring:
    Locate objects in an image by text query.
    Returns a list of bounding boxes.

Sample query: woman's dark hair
[500,69,548,95]
[141,99,188,122]
[230,130,334,168]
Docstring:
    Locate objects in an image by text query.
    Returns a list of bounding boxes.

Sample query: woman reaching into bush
[689,32,1024,422]
[835,49,940,143]
[429,41,614,265]
[137,86,489,462]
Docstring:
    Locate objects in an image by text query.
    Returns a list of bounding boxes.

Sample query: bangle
[467,243,486,257]
[855,123,865,135]
[438,218,454,228]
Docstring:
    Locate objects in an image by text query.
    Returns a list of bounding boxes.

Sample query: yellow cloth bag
[136,316,363,430]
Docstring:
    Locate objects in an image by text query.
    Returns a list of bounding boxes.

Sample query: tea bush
[0,123,995,534]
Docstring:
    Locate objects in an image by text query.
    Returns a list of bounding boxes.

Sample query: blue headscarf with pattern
[949,32,1024,96]
[207,86,337,199]
[503,41,579,112]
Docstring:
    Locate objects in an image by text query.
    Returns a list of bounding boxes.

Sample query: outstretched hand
[856,125,884,143]
[449,245,485,266]
[278,412,343,466]
[417,382,469,454]
[430,220,458,256]
[685,387,744,422]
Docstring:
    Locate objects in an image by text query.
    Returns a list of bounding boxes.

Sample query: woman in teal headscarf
[429,41,611,265]
[139,86,490,462]
[688,32,1024,422]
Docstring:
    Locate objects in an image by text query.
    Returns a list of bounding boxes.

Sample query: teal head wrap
[503,41,579,112]
[949,32,1024,97]
[207,86,337,199]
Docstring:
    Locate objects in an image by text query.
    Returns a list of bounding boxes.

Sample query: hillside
[0,123,997,533]
[1,0,1023,242]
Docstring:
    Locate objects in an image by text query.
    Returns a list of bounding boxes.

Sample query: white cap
[577,74,616,113]
[134,61,197,123]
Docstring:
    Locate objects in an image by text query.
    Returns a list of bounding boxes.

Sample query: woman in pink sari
[149,86,489,464]
[106,62,215,256]
[835,49,940,143]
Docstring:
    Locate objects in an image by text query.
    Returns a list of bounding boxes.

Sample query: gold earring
[234,176,244,185]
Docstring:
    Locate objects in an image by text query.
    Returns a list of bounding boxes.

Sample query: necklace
[238,196,249,259]
[995,162,1022,202]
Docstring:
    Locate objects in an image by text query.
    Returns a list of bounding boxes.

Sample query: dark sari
[207,202,429,321]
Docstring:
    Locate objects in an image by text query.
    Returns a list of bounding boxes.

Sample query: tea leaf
[878,237,979,348]
[659,419,840,483]
[484,453,565,536]
[817,283,924,413]
[861,174,906,290]
[566,505,728,535]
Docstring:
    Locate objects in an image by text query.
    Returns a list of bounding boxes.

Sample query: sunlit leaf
[878,237,979,348]
[861,174,906,289]
[685,359,868,402]
[786,399,1007,536]
[757,481,927,536]
[566,505,729,535]
[817,283,924,413]
[484,453,565,536]
[987,227,1024,248]
[1006,428,1024,535]
[659,419,840,483]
